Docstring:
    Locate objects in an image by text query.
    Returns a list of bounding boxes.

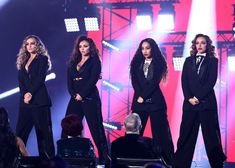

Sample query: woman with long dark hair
[16,35,54,158]
[63,35,109,166]
[0,107,28,168]
[130,38,174,166]
[173,34,227,168]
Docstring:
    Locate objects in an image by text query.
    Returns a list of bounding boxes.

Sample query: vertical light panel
[183,0,217,56]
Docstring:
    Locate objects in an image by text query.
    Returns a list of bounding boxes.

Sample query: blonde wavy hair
[16,35,52,70]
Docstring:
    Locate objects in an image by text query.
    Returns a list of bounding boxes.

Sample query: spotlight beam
[103,122,118,130]
[102,41,120,51]
[0,73,56,99]
[102,80,121,91]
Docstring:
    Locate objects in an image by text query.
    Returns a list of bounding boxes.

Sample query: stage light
[228,56,235,71]
[102,80,121,91]
[157,3,175,31]
[84,17,99,31]
[0,73,56,99]
[172,47,185,71]
[102,40,120,51]
[83,5,100,31]
[136,16,152,31]
[63,2,100,32]
[103,122,122,130]
[157,14,174,31]
[45,72,56,81]
[0,88,19,100]
[232,22,235,38]
[172,57,185,71]
[183,0,216,56]
[136,5,153,31]
[64,18,80,32]
[0,0,8,8]
[227,45,235,71]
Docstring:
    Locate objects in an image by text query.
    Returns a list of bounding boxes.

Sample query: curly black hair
[130,38,168,81]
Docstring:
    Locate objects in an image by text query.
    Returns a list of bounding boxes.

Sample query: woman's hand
[137,96,144,104]
[75,94,83,101]
[188,97,199,106]
[24,92,32,104]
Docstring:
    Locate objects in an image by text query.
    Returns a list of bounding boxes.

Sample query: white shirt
[196,53,206,57]
[143,59,152,78]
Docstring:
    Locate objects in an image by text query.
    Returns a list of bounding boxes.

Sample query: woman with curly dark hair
[130,38,174,166]
[0,107,28,168]
[173,34,227,168]
[63,36,109,166]
[16,35,54,158]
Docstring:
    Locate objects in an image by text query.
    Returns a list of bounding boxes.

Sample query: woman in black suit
[173,34,227,168]
[63,36,109,166]
[130,38,174,166]
[16,35,55,157]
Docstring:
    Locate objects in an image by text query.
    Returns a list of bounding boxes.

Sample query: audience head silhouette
[0,107,10,130]
[124,113,142,134]
[0,107,18,168]
[61,114,83,137]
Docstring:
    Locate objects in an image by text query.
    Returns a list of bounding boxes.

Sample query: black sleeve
[140,78,158,100]
[194,57,218,100]
[111,141,118,166]
[79,58,101,98]
[28,56,49,94]
[181,58,193,100]
[131,66,142,97]
[67,66,77,98]
[18,69,28,96]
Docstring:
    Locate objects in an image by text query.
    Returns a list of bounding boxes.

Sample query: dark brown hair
[61,114,83,137]
[190,33,216,57]
[67,35,100,67]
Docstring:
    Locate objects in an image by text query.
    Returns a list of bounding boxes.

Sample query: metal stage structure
[87,0,235,158]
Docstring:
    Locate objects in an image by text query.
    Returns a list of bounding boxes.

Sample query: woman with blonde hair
[16,35,54,157]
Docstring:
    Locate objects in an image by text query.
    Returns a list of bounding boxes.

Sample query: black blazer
[18,55,51,107]
[67,56,101,100]
[131,60,166,111]
[57,137,95,158]
[181,55,218,111]
[111,134,156,165]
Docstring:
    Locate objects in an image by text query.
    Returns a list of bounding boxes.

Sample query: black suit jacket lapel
[138,61,146,81]
[198,55,209,78]
[146,62,154,80]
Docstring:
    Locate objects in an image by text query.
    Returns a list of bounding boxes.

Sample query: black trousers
[173,109,226,168]
[134,109,174,164]
[16,106,55,157]
[63,98,109,165]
